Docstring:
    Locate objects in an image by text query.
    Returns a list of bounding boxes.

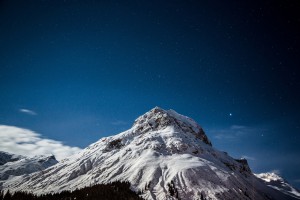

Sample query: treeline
[0,181,144,200]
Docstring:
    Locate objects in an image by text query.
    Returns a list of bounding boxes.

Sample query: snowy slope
[255,172,300,199]
[0,151,58,182]
[0,151,24,165]
[1,107,297,199]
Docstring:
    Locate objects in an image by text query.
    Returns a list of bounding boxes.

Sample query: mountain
[0,107,298,199]
[0,151,24,166]
[0,151,58,182]
[255,172,300,199]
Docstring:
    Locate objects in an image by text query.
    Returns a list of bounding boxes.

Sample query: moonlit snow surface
[1,108,298,200]
[0,151,57,183]
[256,172,300,199]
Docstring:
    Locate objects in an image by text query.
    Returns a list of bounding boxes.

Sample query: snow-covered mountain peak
[1,108,299,200]
[255,172,300,199]
[256,172,284,183]
[132,107,211,146]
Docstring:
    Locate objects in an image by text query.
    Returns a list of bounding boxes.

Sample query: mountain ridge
[1,107,299,200]
[0,151,57,183]
[255,172,300,199]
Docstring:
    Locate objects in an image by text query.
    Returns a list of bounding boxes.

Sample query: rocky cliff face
[0,151,24,166]
[132,107,211,146]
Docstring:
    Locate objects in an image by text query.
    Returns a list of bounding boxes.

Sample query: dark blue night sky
[1,0,300,187]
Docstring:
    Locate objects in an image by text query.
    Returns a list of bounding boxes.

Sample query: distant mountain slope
[0,151,24,165]
[1,107,298,200]
[255,172,300,199]
[0,151,57,182]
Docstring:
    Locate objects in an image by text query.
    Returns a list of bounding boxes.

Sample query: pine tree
[3,191,12,200]
[0,181,144,200]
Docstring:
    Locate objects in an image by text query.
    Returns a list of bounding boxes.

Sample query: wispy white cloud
[271,169,281,175]
[241,155,256,161]
[111,120,128,126]
[0,125,81,160]
[209,125,265,141]
[19,108,37,115]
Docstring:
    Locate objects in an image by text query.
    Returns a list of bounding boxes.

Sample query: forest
[0,181,144,200]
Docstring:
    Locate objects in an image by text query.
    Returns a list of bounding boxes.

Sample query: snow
[1,107,298,200]
[255,172,300,199]
[0,151,24,165]
[0,151,57,187]
[256,172,283,183]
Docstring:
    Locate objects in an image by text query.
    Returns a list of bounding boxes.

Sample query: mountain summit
[1,107,298,200]
[132,107,211,146]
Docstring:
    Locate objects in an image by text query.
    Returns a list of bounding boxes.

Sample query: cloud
[270,169,281,175]
[19,108,37,115]
[0,125,81,160]
[209,125,265,141]
[241,155,256,161]
[111,120,128,126]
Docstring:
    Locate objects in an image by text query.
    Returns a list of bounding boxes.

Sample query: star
[229,113,232,116]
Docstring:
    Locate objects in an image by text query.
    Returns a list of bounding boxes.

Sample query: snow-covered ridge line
[132,107,211,146]
[0,151,58,183]
[255,172,300,199]
[1,107,299,200]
